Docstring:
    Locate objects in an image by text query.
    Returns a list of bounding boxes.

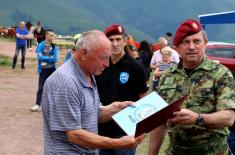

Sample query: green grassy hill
[1,0,235,42]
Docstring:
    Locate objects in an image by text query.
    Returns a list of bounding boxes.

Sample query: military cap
[104,24,126,38]
[173,19,202,46]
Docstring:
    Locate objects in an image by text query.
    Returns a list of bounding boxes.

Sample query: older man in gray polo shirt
[42,30,145,155]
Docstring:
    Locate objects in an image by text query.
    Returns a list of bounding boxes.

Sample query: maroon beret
[104,24,126,38]
[173,19,202,46]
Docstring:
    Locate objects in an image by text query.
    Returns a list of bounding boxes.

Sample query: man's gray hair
[75,30,106,53]
[158,37,168,46]
[202,30,208,42]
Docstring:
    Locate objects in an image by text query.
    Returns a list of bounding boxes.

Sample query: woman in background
[152,46,176,91]
[26,21,34,51]
[124,44,139,59]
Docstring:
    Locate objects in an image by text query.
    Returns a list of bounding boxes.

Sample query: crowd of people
[12,21,45,69]
[9,19,235,155]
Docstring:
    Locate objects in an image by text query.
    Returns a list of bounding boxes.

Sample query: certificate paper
[112,92,185,136]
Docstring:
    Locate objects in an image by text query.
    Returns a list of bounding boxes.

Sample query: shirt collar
[109,53,129,66]
[71,56,97,88]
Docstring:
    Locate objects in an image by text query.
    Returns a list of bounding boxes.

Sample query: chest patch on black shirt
[120,72,129,84]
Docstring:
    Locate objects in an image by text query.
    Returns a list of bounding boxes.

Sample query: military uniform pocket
[159,84,177,100]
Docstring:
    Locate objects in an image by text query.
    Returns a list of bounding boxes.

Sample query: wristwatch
[196,114,205,126]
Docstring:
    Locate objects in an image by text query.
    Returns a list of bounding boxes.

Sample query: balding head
[75,30,111,53]
[74,30,111,76]
[20,21,25,29]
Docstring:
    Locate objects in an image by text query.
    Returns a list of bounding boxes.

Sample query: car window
[206,47,235,59]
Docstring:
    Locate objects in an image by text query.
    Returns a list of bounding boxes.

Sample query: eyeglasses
[130,46,137,51]
[162,53,170,56]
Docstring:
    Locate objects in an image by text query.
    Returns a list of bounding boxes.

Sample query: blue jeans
[99,147,136,155]
[12,44,26,68]
[228,131,235,154]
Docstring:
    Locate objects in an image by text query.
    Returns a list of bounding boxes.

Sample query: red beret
[104,24,126,38]
[173,19,202,46]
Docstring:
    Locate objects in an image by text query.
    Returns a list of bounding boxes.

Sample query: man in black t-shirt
[95,24,149,155]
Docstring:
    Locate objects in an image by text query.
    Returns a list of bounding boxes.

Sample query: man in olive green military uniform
[148,19,235,155]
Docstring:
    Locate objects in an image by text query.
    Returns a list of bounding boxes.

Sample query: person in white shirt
[152,47,177,91]
[150,37,180,91]
[150,37,179,70]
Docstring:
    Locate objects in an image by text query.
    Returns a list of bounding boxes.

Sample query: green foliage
[136,133,169,155]
[1,0,235,42]
[28,57,37,62]
[0,54,10,66]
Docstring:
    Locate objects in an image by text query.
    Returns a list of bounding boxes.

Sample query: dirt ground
[0,40,70,155]
[0,40,44,155]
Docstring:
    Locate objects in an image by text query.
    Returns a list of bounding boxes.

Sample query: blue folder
[112,92,186,137]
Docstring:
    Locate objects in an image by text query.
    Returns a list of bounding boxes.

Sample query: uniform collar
[172,56,211,71]
[170,56,214,75]
[193,56,214,71]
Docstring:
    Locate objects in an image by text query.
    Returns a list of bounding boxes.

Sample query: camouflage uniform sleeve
[215,69,235,111]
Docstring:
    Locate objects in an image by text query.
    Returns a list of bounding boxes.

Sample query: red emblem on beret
[173,19,202,46]
[104,24,126,38]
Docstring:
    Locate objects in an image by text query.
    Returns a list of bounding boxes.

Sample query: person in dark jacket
[138,40,153,80]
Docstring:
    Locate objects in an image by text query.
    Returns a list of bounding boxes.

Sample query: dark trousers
[228,131,235,154]
[12,44,26,68]
[27,39,32,48]
[99,135,136,155]
[36,68,55,106]
[99,147,136,155]
[152,79,159,91]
